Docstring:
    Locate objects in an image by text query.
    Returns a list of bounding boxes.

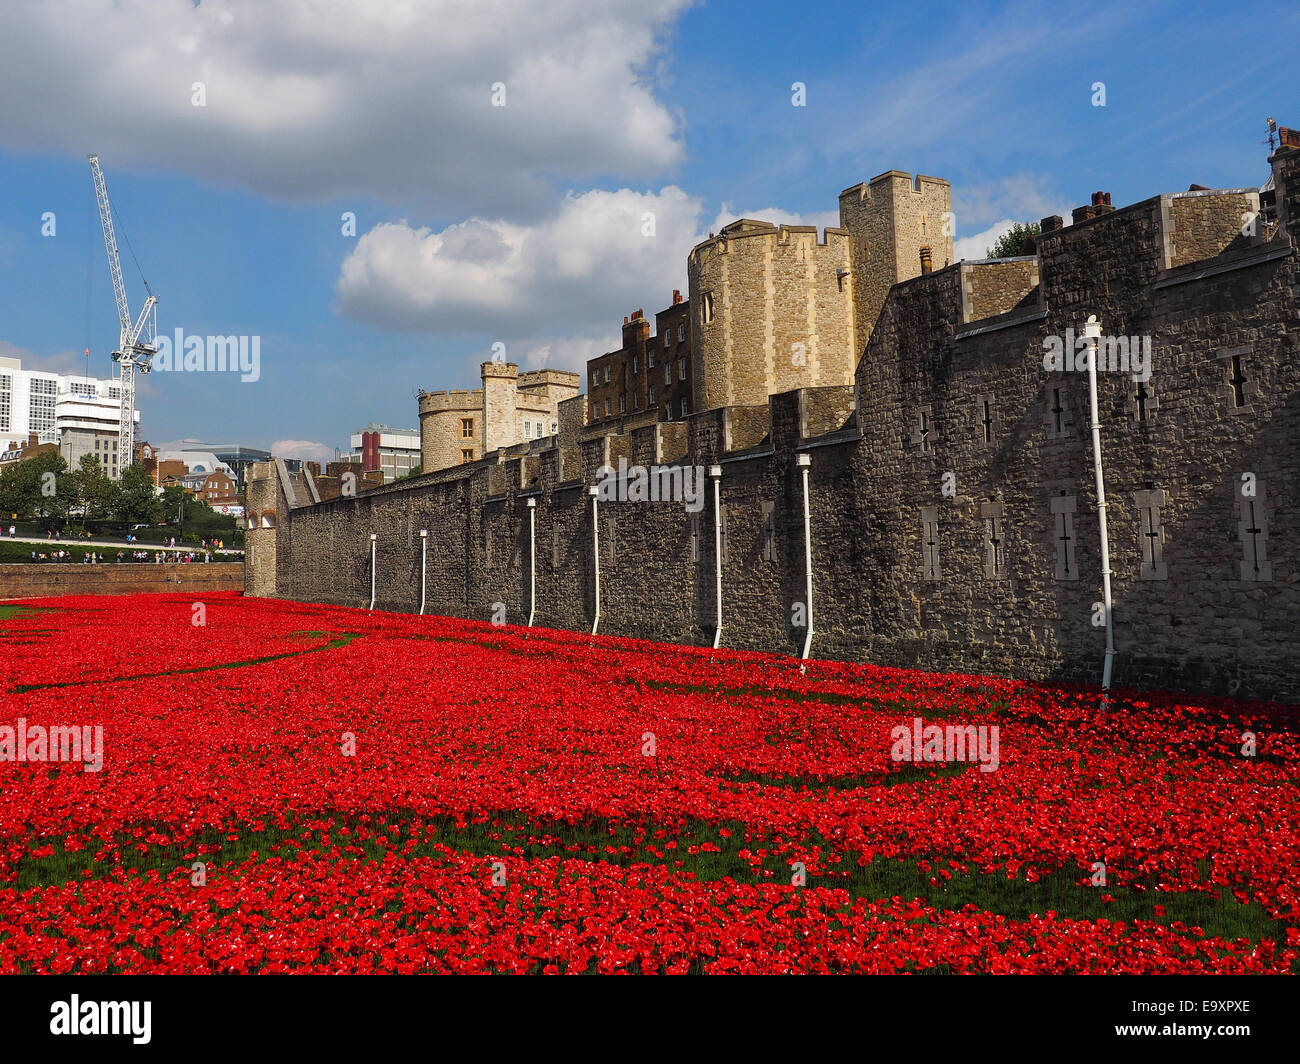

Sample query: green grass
[9,632,363,692]
[10,809,1283,953]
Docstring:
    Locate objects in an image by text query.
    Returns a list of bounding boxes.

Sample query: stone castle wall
[247,149,1300,702]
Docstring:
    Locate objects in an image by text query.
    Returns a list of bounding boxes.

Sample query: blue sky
[0,0,1293,463]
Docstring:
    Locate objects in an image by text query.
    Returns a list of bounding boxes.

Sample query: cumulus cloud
[335,190,845,370]
[0,0,691,215]
[336,186,704,336]
[954,173,1071,231]
[270,439,337,466]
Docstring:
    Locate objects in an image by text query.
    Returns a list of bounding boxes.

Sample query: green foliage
[73,454,116,527]
[987,221,1041,259]
[0,450,72,524]
[115,463,162,524]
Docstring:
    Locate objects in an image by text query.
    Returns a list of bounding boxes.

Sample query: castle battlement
[249,130,1300,702]
[418,388,482,413]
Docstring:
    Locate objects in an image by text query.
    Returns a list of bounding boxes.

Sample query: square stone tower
[838,172,953,357]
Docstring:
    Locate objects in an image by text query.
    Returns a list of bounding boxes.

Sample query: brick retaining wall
[0,563,244,600]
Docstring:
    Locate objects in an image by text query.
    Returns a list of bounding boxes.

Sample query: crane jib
[87,154,157,472]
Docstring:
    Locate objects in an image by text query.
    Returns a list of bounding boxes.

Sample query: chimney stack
[919,246,933,274]
[1072,193,1113,225]
[672,289,682,304]
[1040,215,1063,233]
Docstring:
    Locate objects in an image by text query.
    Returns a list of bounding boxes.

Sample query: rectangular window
[679,324,686,342]
[761,501,775,563]
[461,448,474,463]
[981,500,1006,579]
[1134,489,1168,580]
[28,378,56,439]
[648,349,656,369]
[631,355,638,374]
[680,398,689,418]
[1217,346,1252,413]
[1044,384,1074,440]
[920,506,940,581]
[461,418,474,438]
[1050,494,1078,581]
[664,362,671,385]
[915,406,933,454]
[604,365,611,383]
[619,394,626,414]
[679,359,687,381]
[524,421,532,439]
[649,386,655,407]
[1237,480,1271,581]
[702,292,714,325]
[604,398,611,417]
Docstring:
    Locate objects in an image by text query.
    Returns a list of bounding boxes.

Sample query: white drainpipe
[369,533,377,611]
[526,498,537,628]
[588,485,601,635]
[797,453,814,661]
[1084,314,1116,693]
[710,464,724,649]
[418,529,428,615]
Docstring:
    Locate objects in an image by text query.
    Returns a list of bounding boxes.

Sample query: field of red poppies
[0,592,1295,974]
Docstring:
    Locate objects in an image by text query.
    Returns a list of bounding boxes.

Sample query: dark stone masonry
[247,141,1300,703]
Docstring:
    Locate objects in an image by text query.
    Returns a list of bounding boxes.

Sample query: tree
[987,221,1041,259]
[73,454,118,529]
[0,450,71,525]
[115,463,162,525]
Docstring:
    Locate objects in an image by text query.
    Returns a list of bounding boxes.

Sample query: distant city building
[0,431,59,471]
[154,449,235,478]
[178,444,270,492]
[197,470,239,506]
[0,355,139,480]
[349,424,421,483]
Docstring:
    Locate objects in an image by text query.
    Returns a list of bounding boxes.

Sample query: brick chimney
[672,289,682,304]
[1269,124,1300,240]
[622,309,650,347]
[1040,215,1063,233]
[919,246,933,274]
[1072,193,1113,225]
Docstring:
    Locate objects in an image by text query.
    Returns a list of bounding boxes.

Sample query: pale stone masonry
[685,171,953,415]
[247,131,1300,702]
[418,362,580,472]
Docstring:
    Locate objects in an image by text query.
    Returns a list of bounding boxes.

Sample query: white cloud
[270,439,337,466]
[707,205,841,234]
[0,0,692,215]
[954,173,1071,231]
[0,340,88,376]
[336,186,703,336]
[335,190,845,370]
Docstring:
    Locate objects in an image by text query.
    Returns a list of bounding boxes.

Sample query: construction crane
[88,153,157,472]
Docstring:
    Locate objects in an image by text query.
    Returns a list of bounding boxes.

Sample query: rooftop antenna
[1266,116,1278,152]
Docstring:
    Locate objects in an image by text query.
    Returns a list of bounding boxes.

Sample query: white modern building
[0,355,139,479]
[349,423,421,483]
